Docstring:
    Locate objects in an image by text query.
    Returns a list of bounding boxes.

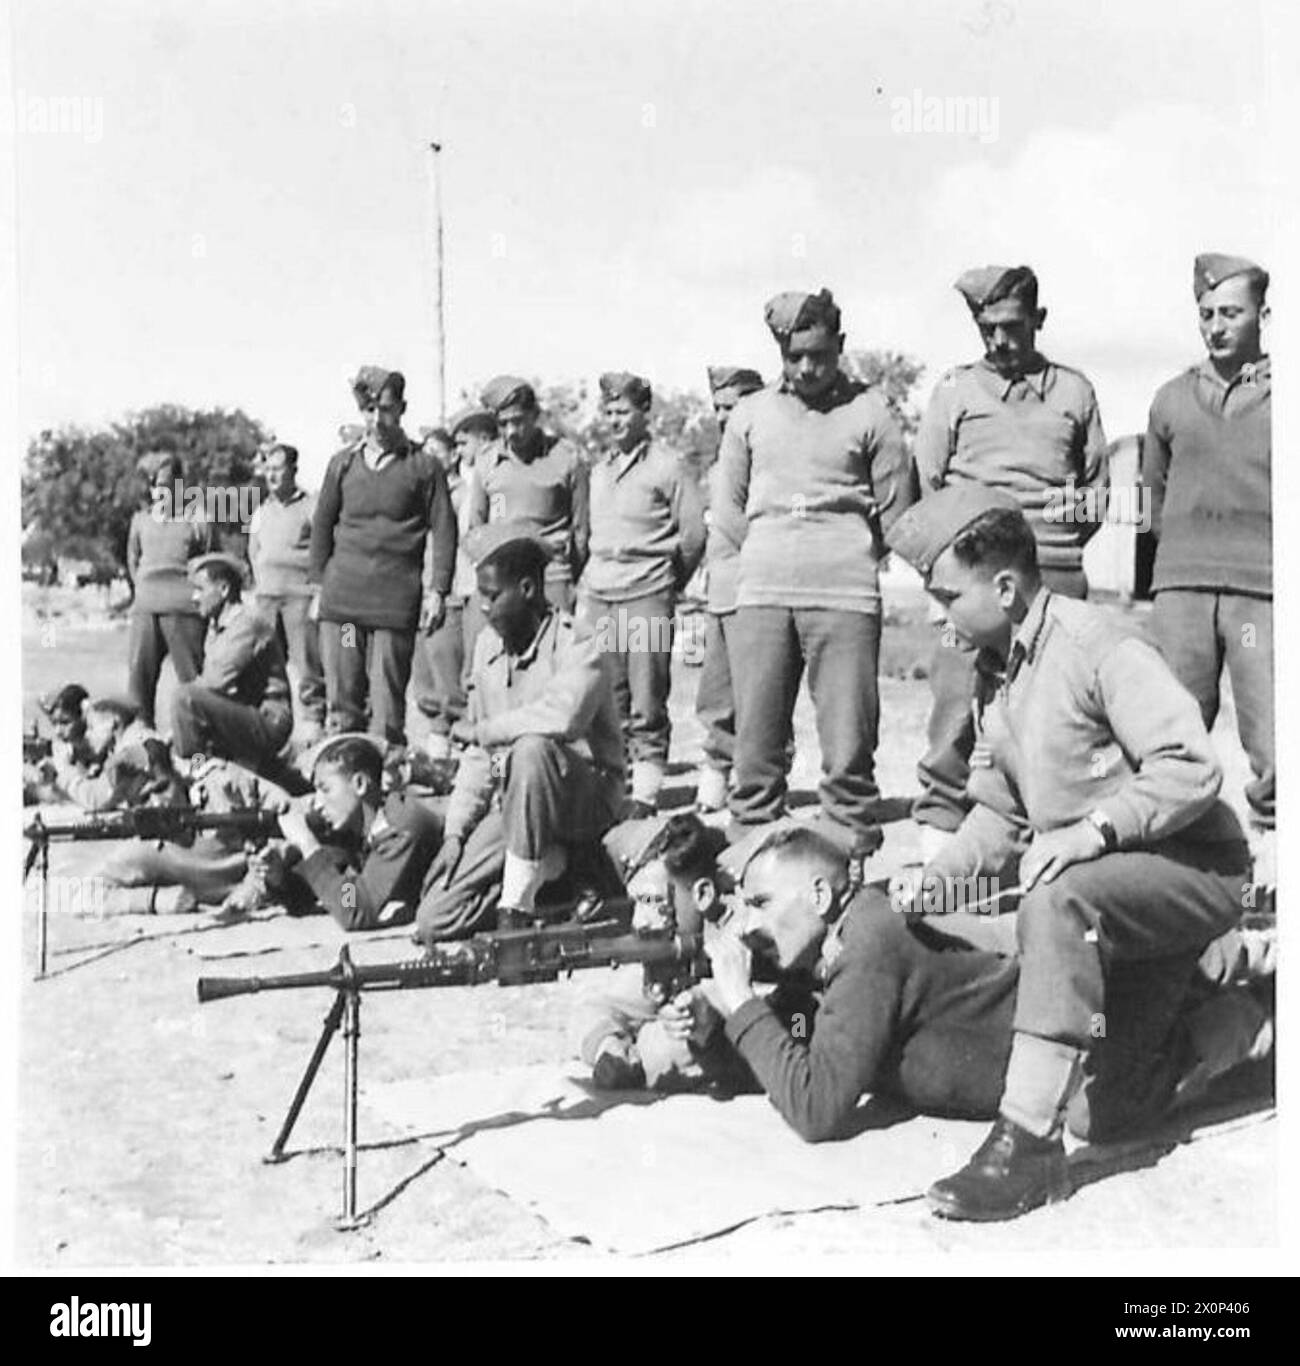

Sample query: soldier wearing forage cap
[413,523,625,942]
[713,288,915,856]
[911,266,1109,859]
[169,552,293,771]
[470,375,590,611]
[125,450,216,728]
[579,371,706,812]
[1142,254,1273,870]
[247,443,325,743]
[308,367,457,748]
[881,485,1251,1221]
[693,366,767,813]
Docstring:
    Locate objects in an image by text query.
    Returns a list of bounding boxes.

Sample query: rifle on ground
[24,805,282,979]
[197,923,711,1229]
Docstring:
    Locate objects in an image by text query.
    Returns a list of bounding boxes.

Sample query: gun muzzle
[197,974,267,1003]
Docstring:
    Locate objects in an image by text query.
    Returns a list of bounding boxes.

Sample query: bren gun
[197,922,707,1230]
[23,806,282,978]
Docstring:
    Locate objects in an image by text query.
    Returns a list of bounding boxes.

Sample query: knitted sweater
[249,489,316,598]
[914,357,1108,573]
[1143,358,1272,597]
[725,886,1018,1141]
[309,439,456,631]
[126,510,214,616]
[713,376,914,614]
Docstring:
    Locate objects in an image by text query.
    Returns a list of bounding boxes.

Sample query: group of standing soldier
[27,249,1275,1222]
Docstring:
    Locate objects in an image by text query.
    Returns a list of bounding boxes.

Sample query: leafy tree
[842,349,926,439]
[21,405,271,575]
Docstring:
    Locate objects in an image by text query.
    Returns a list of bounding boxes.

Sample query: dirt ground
[13,581,1278,1267]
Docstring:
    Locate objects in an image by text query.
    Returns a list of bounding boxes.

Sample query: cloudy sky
[8,0,1286,479]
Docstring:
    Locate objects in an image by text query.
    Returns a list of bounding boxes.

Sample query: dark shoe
[927,1116,1070,1222]
[592,1052,646,1091]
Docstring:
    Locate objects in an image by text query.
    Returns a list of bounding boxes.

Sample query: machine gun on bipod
[24,805,283,978]
[197,921,708,1229]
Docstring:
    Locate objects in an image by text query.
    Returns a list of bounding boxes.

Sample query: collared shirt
[914,357,1108,571]
[931,590,1245,881]
[445,610,625,839]
[714,374,914,614]
[582,438,706,602]
[360,437,400,472]
[1143,356,1272,596]
[469,432,590,583]
[199,601,291,711]
[249,487,316,598]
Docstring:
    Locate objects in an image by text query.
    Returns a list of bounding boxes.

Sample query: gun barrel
[24,806,280,845]
[197,966,342,1002]
[197,927,703,1003]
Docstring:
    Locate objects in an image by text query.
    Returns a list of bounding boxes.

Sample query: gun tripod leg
[334,988,370,1231]
[265,990,346,1164]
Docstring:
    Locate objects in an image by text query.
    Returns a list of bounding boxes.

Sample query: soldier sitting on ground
[169,552,294,776]
[414,524,626,943]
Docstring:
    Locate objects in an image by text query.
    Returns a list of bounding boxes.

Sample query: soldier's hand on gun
[419,591,446,635]
[1020,820,1107,890]
[659,989,716,1047]
[702,919,755,1016]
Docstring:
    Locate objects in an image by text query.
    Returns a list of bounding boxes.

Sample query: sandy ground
[14,584,1277,1266]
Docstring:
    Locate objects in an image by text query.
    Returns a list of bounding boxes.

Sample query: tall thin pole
[428,140,446,424]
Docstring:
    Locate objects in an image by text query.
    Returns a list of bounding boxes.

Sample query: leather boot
[926,1116,1070,1221]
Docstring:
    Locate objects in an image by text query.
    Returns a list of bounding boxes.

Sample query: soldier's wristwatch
[1085,809,1118,853]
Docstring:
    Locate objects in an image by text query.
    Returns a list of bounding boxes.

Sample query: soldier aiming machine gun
[197,922,716,1229]
[23,805,283,978]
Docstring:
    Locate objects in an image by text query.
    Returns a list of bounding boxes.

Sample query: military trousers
[413,735,623,944]
[1012,838,1249,1058]
[581,590,676,767]
[413,601,469,734]
[127,610,207,729]
[169,683,292,770]
[695,610,737,773]
[319,619,415,748]
[729,605,882,854]
[1153,590,1274,830]
[257,593,325,728]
